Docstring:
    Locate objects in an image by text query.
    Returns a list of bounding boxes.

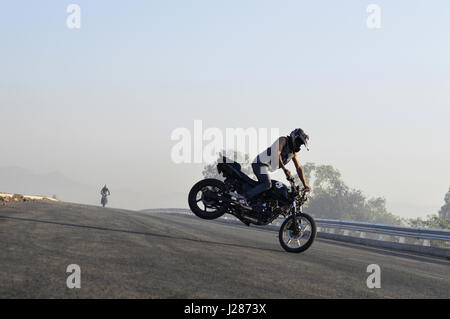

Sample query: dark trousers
[245,163,272,199]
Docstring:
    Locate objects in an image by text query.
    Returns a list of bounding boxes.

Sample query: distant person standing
[100,185,110,207]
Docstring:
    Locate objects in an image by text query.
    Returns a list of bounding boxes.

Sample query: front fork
[289,201,302,232]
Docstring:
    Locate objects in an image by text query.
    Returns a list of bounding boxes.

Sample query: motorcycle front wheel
[279,213,316,253]
[188,179,227,220]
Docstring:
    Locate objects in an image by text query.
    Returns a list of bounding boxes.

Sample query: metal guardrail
[215,215,450,242]
[164,211,450,257]
[315,218,450,242]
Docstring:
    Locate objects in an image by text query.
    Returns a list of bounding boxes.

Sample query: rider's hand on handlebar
[303,184,312,192]
[284,169,294,182]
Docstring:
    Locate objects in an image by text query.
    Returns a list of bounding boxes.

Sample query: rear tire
[279,213,316,253]
[188,179,227,220]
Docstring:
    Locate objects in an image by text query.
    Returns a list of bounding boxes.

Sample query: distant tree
[203,151,449,228]
[438,186,450,221]
[407,214,450,230]
[299,163,402,225]
[203,153,403,225]
[406,187,450,230]
[202,150,254,181]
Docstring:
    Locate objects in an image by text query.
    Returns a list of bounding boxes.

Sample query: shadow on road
[2,214,449,266]
[0,215,283,254]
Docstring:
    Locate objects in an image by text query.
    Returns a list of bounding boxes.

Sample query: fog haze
[1,1,449,218]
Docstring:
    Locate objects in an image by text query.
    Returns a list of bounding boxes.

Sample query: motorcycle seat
[221,157,259,186]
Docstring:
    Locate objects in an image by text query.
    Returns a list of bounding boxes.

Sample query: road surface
[0,201,448,298]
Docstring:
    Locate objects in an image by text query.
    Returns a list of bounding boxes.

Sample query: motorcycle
[101,193,108,207]
[188,157,317,253]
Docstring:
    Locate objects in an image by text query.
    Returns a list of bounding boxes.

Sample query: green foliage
[407,214,450,230]
[298,163,402,225]
[201,153,448,228]
[406,185,450,230]
[438,186,450,221]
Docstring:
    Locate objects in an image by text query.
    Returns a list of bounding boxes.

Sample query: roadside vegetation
[202,152,450,229]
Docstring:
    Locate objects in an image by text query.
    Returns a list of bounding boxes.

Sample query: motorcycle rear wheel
[188,179,227,220]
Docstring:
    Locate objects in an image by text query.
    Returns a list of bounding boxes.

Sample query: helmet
[290,128,310,152]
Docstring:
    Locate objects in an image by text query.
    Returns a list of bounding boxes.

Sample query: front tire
[188,179,227,220]
[279,213,316,253]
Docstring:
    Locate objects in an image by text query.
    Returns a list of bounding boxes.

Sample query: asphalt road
[0,201,449,298]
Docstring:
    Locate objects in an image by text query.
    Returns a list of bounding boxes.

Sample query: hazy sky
[1,1,449,218]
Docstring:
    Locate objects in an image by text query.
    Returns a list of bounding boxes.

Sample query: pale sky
[1,1,449,218]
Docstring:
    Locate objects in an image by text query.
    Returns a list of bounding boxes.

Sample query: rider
[101,185,111,197]
[237,128,311,207]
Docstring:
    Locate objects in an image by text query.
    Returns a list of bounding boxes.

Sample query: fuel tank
[266,179,291,204]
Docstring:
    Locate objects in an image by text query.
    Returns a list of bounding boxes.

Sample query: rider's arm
[293,153,311,190]
[277,137,291,178]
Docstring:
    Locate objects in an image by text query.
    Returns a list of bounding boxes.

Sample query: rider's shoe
[236,195,251,209]
[229,192,252,210]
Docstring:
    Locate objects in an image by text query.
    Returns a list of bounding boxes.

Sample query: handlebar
[300,188,310,196]
[287,177,310,196]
